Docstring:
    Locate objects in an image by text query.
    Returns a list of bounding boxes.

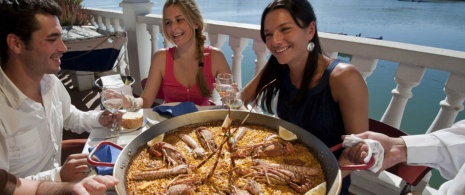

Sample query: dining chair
[369,118,432,194]
[61,139,87,165]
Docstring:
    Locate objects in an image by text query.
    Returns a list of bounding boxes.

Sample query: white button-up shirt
[403,120,465,194]
[0,68,102,181]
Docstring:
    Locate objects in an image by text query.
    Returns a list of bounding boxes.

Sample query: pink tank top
[161,46,215,106]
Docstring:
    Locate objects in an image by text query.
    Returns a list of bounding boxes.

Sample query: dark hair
[256,0,323,113]
[162,0,211,97]
[0,0,61,64]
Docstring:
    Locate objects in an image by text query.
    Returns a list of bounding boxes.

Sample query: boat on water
[355,33,383,40]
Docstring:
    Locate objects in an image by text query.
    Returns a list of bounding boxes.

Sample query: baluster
[112,18,123,32]
[252,40,268,75]
[208,33,227,48]
[428,73,465,133]
[96,16,105,31]
[105,17,113,33]
[350,55,377,80]
[148,25,160,55]
[90,16,97,28]
[381,63,425,128]
[229,37,249,86]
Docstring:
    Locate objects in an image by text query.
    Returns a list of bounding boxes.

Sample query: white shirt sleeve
[402,120,465,194]
[24,167,62,182]
[56,76,103,133]
[436,164,465,195]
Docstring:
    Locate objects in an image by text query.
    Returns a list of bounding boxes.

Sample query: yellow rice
[125,121,325,195]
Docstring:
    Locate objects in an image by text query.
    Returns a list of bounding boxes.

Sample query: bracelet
[125,95,141,112]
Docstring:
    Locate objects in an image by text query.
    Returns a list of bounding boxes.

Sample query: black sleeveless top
[277,60,350,194]
[277,59,345,151]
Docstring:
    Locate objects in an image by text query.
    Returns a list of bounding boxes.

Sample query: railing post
[428,73,465,133]
[381,63,425,128]
[229,36,249,86]
[119,0,154,95]
[208,33,227,49]
[350,56,377,80]
[252,40,268,76]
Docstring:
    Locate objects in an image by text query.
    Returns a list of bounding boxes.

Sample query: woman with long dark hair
[244,0,369,193]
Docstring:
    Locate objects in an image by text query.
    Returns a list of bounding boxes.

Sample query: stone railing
[87,6,465,132]
[86,3,465,194]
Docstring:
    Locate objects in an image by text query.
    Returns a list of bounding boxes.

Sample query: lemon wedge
[304,182,326,195]
[147,133,164,147]
[278,126,298,141]
[222,114,231,128]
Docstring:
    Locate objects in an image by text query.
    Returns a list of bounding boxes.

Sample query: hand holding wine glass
[101,85,124,136]
[225,85,244,110]
[215,73,234,108]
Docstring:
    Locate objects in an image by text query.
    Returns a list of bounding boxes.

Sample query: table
[83,104,219,153]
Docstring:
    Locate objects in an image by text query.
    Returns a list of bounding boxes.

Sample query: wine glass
[215,73,234,108]
[225,86,244,110]
[101,85,124,136]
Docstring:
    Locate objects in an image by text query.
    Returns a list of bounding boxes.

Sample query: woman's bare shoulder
[331,62,361,78]
[209,46,226,56]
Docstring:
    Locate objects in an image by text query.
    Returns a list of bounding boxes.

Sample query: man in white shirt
[342,120,465,194]
[0,0,122,182]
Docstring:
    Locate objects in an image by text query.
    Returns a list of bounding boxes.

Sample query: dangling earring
[307,41,315,52]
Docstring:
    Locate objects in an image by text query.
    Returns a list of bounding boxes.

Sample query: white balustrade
[382,63,425,128]
[84,4,465,134]
[252,40,268,75]
[229,37,249,86]
[428,73,465,133]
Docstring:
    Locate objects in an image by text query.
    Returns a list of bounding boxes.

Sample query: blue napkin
[88,145,121,175]
[153,101,198,116]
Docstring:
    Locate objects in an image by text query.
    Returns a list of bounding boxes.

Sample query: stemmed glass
[101,85,124,137]
[225,86,244,110]
[215,73,234,108]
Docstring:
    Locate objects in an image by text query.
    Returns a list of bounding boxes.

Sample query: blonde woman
[124,0,231,110]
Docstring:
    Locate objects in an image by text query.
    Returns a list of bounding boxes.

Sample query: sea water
[83,0,465,189]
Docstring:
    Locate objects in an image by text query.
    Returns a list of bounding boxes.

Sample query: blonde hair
[162,0,210,97]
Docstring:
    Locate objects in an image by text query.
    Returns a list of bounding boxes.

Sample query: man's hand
[60,153,92,182]
[341,131,408,172]
[98,110,123,128]
[72,175,119,195]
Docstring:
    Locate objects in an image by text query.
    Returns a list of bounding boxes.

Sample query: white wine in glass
[215,73,233,108]
[101,85,123,135]
[226,86,244,109]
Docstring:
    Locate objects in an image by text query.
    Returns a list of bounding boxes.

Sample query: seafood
[152,174,202,195]
[195,126,218,152]
[165,175,202,195]
[132,164,192,181]
[149,142,187,166]
[179,133,206,158]
[243,165,316,194]
[233,141,296,158]
[233,126,248,143]
[242,179,263,195]
[126,122,325,194]
[252,159,320,176]
[229,179,263,195]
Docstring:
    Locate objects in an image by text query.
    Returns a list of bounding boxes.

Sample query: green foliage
[55,0,92,26]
